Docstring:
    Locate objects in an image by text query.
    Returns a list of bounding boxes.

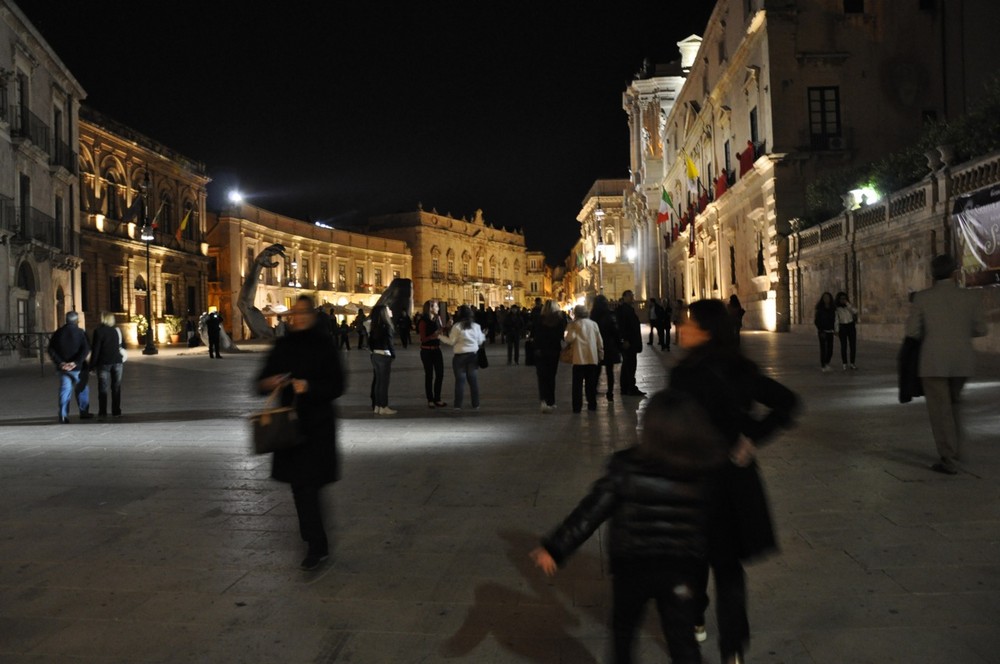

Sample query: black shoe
[606,393,614,402]
[300,552,329,571]
[626,389,647,397]
[215,355,223,359]
[930,462,958,475]
[80,412,95,420]
[59,417,70,424]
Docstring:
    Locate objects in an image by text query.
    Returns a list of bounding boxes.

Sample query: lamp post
[594,200,606,294]
[139,174,157,355]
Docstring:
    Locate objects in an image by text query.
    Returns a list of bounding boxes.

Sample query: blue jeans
[58,369,90,419]
[369,353,393,408]
[452,352,480,408]
[96,364,124,416]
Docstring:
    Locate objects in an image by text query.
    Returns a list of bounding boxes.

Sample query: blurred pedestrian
[205,308,224,358]
[617,290,644,397]
[591,294,622,402]
[504,304,525,365]
[440,304,487,410]
[531,389,729,664]
[564,304,604,413]
[47,311,92,423]
[726,295,746,347]
[670,299,798,664]
[89,311,125,419]
[531,300,567,413]
[905,254,988,475]
[257,295,346,571]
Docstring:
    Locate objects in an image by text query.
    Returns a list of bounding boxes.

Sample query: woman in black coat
[258,295,345,571]
[591,294,622,402]
[89,311,125,418]
[814,292,836,372]
[530,300,566,413]
[669,298,798,664]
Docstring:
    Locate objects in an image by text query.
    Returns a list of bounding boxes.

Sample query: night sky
[21,2,715,264]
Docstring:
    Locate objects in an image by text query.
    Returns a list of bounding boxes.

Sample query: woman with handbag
[531,300,566,413]
[670,299,798,664]
[257,295,346,571]
[440,304,486,410]
[89,311,125,419]
[564,304,604,413]
[367,304,397,415]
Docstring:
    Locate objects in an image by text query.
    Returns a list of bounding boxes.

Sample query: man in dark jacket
[47,311,93,423]
[616,290,644,396]
[205,309,224,358]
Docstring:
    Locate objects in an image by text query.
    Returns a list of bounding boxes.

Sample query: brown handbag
[559,343,574,364]
[249,387,299,454]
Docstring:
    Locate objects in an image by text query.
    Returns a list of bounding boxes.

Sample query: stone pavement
[0,328,998,663]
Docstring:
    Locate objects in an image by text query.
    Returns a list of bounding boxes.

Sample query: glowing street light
[228,190,244,204]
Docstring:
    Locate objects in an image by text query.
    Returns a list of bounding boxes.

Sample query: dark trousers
[620,350,638,393]
[507,337,520,364]
[695,553,749,660]
[838,322,857,364]
[612,558,704,664]
[420,348,444,402]
[291,482,328,555]
[369,353,392,408]
[818,331,834,367]
[571,364,599,412]
[96,363,123,416]
[602,362,616,397]
[339,334,351,350]
[207,331,221,357]
[535,353,559,406]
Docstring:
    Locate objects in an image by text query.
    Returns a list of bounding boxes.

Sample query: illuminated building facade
[77,108,210,345]
[366,206,528,309]
[625,0,989,331]
[0,1,86,367]
[207,203,411,340]
[576,179,635,303]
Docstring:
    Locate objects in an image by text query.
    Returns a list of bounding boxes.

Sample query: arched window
[159,193,173,235]
[101,170,121,219]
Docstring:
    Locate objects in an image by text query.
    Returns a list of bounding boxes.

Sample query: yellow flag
[685,155,699,180]
[175,209,192,242]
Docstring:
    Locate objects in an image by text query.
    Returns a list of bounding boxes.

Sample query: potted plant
[164,315,183,344]
[131,314,149,344]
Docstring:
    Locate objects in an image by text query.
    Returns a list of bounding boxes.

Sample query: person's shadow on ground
[439,529,602,663]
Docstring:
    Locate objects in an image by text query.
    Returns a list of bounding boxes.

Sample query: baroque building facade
[366,207,528,309]
[625,0,990,331]
[0,0,85,367]
[576,179,636,302]
[207,202,411,340]
[77,107,211,345]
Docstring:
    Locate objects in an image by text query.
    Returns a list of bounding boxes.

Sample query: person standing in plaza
[646,298,660,347]
[47,311,93,423]
[353,311,368,350]
[531,299,566,413]
[531,389,729,664]
[89,312,125,419]
[396,310,411,349]
[727,295,746,347]
[670,298,798,664]
[661,298,673,351]
[905,254,988,475]
[257,294,346,571]
[367,304,396,415]
[591,294,622,402]
[834,292,859,370]
[564,304,604,413]
[673,299,686,346]
[338,319,351,350]
[503,304,525,365]
[440,304,487,410]
[814,292,836,372]
[617,290,644,397]
[418,299,448,408]
[205,308,224,359]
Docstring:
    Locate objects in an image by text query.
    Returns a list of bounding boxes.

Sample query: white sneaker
[379,406,397,415]
[373,406,381,414]
[821,365,831,372]
[540,402,553,413]
[694,625,707,643]
[850,363,858,370]
[843,363,848,370]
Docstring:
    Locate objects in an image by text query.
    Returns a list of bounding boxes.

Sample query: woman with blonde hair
[564,304,604,413]
[530,300,567,413]
[89,311,126,419]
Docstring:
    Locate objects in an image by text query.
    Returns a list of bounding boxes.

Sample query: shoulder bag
[249,387,299,454]
[477,345,489,369]
[116,327,128,363]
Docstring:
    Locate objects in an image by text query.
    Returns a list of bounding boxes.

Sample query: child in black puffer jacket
[531,389,729,664]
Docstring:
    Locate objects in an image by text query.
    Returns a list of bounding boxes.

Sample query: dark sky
[22,1,714,264]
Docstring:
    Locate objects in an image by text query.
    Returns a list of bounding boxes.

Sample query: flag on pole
[149,201,164,230]
[122,197,142,223]
[175,209,192,243]
[656,188,672,225]
[685,155,700,195]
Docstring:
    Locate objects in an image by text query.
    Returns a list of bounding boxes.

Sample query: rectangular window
[374,268,383,288]
[54,195,64,249]
[808,86,841,149]
[338,264,347,290]
[749,107,759,145]
[187,286,196,315]
[432,257,439,272]
[355,267,364,286]
[81,271,89,311]
[165,282,175,315]
[724,140,732,174]
[110,275,123,312]
[320,260,329,288]
[730,246,737,285]
[447,259,455,274]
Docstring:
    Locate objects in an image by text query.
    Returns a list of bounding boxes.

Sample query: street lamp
[139,175,158,355]
[594,201,606,293]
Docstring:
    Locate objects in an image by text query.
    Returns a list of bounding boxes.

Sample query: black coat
[670,347,798,561]
[592,309,622,365]
[48,323,89,367]
[897,336,924,403]
[257,326,346,485]
[542,448,717,573]
[814,306,836,332]
[616,303,643,353]
[90,324,124,366]
[531,315,566,359]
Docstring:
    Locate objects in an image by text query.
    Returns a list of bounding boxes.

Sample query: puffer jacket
[541,448,717,572]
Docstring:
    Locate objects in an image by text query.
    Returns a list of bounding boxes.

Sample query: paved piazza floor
[1,328,998,663]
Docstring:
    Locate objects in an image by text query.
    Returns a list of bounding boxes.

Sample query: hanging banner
[953,187,1000,287]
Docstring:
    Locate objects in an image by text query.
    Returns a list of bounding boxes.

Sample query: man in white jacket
[564,305,605,413]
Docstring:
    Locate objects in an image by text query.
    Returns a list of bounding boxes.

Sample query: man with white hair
[47,311,93,423]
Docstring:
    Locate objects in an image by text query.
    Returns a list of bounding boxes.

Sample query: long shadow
[440,529,602,663]
[0,409,249,426]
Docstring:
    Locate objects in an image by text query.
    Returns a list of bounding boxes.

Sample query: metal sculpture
[238,243,286,339]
